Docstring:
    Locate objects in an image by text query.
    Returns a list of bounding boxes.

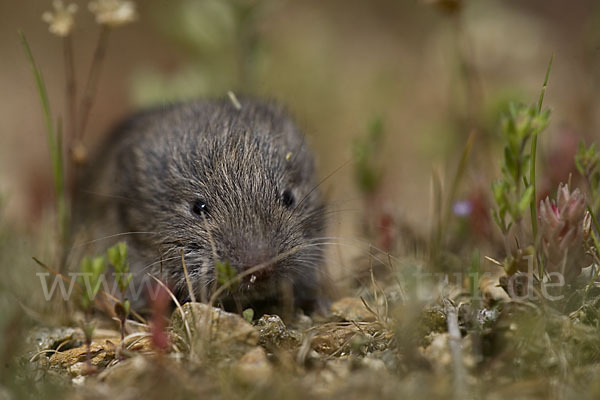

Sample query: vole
[74,98,326,315]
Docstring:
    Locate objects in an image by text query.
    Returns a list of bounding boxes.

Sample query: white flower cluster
[88,0,138,27]
[42,0,138,36]
[42,0,78,37]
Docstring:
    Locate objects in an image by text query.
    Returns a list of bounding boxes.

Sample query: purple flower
[453,200,473,217]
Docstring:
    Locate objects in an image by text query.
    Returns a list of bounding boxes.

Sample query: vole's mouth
[240,266,272,289]
[235,262,278,293]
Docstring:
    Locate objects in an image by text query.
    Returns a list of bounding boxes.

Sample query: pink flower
[538,183,586,281]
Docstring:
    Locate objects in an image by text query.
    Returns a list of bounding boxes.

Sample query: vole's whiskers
[72,231,160,248]
[139,255,181,273]
[297,237,397,266]
[79,189,138,203]
[286,159,351,225]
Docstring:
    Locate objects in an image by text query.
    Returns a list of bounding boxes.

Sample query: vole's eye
[281,189,295,208]
[191,199,209,217]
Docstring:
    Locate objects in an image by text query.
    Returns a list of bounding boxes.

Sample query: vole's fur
[75,99,326,314]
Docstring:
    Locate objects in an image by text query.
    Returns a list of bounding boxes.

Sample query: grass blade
[19,31,67,244]
[529,54,554,252]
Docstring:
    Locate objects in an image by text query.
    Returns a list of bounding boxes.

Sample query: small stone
[170,303,258,358]
[331,297,376,322]
[98,356,149,385]
[124,336,155,354]
[421,332,475,373]
[68,361,87,376]
[233,347,273,385]
[292,313,313,330]
[480,275,510,303]
[421,333,453,371]
[26,327,84,360]
[49,340,116,376]
[311,325,360,356]
[255,314,302,351]
[361,355,387,371]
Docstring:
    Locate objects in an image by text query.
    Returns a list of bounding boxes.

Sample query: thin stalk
[78,26,110,141]
[529,55,554,277]
[537,55,554,113]
[56,118,68,249]
[443,132,475,233]
[63,35,77,154]
[429,169,443,267]
[180,250,197,303]
[529,55,554,242]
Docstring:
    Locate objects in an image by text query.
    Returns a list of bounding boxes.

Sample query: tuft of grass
[19,31,68,251]
[490,58,553,275]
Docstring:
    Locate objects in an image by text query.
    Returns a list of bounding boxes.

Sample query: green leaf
[242,308,254,323]
[115,299,130,321]
[503,146,516,179]
[491,209,504,232]
[108,242,132,293]
[115,302,127,321]
[82,321,96,341]
[491,180,508,206]
[519,186,535,213]
[216,261,237,286]
[79,255,106,310]
[107,242,128,272]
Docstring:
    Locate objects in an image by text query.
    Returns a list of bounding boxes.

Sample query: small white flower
[88,0,138,27]
[42,0,78,37]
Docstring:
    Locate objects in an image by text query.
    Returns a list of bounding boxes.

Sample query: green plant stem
[430,169,443,266]
[63,35,77,153]
[63,34,79,207]
[78,26,110,141]
[56,118,68,249]
[529,55,554,274]
[529,136,538,239]
[537,55,554,113]
[444,133,474,232]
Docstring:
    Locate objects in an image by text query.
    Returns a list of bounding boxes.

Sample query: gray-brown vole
[75,98,326,314]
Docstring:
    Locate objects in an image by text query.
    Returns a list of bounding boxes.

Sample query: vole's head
[117,100,325,310]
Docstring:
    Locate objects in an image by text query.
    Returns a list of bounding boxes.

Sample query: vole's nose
[236,243,275,279]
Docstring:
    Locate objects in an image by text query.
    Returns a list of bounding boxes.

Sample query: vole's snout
[231,240,276,280]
